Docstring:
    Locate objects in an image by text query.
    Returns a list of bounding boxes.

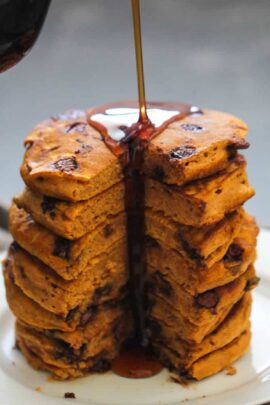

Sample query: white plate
[1,230,270,405]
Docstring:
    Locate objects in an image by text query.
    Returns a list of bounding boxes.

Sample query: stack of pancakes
[144,110,259,380]
[4,111,133,379]
[3,107,258,381]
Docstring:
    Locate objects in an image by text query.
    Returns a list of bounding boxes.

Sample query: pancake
[148,266,257,343]
[150,293,251,370]
[4,241,128,318]
[156,328,251,381]
[15,182,125,239]
[144,109,249,187]
[148,265,255,329]
[145,156,254,227]
[146,212,258,294]
[16,312,132,380]
[20,110,123,202]
[4,265,128,332]
[145,208,243,268]
[9,202,126,280]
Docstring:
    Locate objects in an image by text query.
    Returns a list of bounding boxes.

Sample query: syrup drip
[111,346,163,379]
[87,0,199,379]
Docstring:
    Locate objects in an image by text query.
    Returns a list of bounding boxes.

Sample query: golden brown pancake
[15,182,125,239]
[9,202,126,280]
[144,109,249,187]
[145,156,254,227]
[20,111,123,202]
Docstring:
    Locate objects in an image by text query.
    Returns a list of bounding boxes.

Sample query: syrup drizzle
[87,0,199,379]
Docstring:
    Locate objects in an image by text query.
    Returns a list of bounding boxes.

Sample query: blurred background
[0,0,269,227]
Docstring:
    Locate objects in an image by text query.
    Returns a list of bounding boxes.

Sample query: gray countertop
[0,0,269,226]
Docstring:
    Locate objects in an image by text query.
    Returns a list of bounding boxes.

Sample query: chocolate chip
[179,238,202,262]
[74,144,93,155]
[224,243,244,261]
[10,241,20,252]
[41,196,59,214]
[245,276,260,291]
[65,306,78,323]
[180,123,204,132]
[53,157,78,172]
[196,290,219,308]
[152,166,165,181]
[145,235,160,249]
[169,145,196,160]
[103,224,114,238]
[53,237,73,260]
[64,392,76,399]
[63,122,88,134]
[90,359,111,373]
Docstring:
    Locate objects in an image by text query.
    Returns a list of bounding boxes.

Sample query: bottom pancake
[16,305,133,380]
[150,293,251,371]
[156,327,251,381]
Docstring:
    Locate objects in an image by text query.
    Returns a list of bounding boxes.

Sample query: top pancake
[144,109,249,186]
[21,109,249,202]
[20,110,123,202]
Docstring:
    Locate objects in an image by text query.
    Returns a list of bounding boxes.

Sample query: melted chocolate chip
[41,196,59,215]
[196,290,219,308]
[152,166,165,181]
[103,224,114,238]
[64,392,76,399]
[169,145,196,160]
[180,123,204,132]
[64,122,88,134]
[53,157,78,172]
[53,237,73,260]
[224,243,244,261]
